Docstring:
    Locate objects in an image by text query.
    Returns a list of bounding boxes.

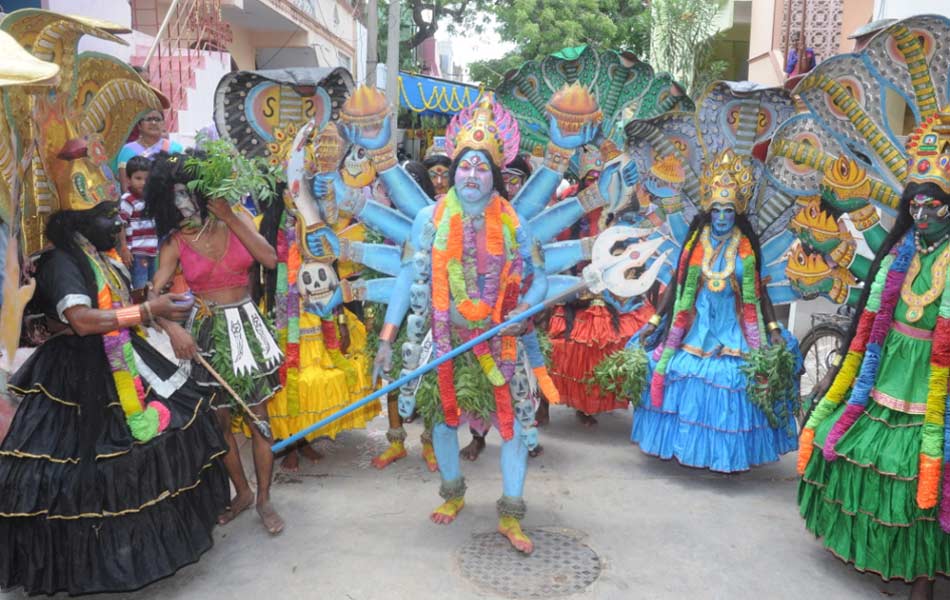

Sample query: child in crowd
[119,155,159,289]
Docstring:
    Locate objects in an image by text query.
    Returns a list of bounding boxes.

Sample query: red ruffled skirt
[548,303,651,415]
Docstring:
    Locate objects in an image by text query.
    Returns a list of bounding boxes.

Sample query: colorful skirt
[0,333,229,595]
[267,309,379,441]
[632,349,798,472]
[799,398,950,580]
[548,303,649,415]
[187,298,282,410]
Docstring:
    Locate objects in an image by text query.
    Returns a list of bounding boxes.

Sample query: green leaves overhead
[184,136,284,206]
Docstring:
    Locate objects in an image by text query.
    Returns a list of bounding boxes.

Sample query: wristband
[380,323,398,343]
[648,314,662,327]
[142,301,154,326]
[543,142,574,174]
[367,146,398,172]
[766,321,781,332]
[116,305,144,329]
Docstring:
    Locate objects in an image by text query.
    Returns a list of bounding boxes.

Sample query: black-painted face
[79,203,123,251]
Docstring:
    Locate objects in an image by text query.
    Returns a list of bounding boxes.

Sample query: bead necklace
[700,227,741,292]
[901,239,950,323]
[914,229,950,255]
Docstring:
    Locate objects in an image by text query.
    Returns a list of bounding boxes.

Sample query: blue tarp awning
[398,71,482,116]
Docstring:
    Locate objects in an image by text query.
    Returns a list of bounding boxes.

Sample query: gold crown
[452,94,505,166]
[700,148,755,213]
[906,108,950,195]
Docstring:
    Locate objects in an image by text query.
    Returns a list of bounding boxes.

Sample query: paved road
[3,400,945,599]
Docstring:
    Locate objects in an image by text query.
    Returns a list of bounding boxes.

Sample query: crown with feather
[906,108,950,196]
[700,148,755,214]
[445,93,519,167]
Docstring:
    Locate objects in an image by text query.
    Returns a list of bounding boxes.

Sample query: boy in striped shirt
[119,155,158,289]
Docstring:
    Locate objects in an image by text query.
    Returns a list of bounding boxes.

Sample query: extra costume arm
[511,167,565,222]
[519,227,548,307]
[378,167,432,220]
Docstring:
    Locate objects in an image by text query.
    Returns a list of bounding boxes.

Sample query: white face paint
[174,183,199,220]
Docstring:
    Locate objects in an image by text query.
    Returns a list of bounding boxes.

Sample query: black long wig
[144,151,210,240]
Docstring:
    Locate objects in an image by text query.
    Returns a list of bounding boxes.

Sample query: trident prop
[271,227,668,453]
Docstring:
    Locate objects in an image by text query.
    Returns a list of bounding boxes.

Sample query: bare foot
[280,451,300,473]
[257,501,285,535]
[576,411,597,427]
[421,441,438,472]
[528,444,544,458]
[498,516,533,554]
[299,443,322,463]
[460,435,486,462]
[371,440,407,469]
[909,577,934,600]
[430,497,464,524]
[218,489,254,525]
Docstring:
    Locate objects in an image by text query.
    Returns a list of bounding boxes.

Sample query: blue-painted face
[710,203,736,237]
[454,150,494,212]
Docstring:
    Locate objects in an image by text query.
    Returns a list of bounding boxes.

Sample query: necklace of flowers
[431,189,523,438]
[649,224,762,407]
[797,231,950,526]
[77,235,170,442]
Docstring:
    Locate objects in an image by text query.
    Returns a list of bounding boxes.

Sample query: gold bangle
[337,313,347,325]
[543,142,574,174]
[115,305,143,329]
[142,301,154,326]
[379,323,398,343]
[648,314,662,327]
[766,321,781,332]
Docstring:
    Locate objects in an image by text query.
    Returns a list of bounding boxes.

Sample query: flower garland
[650,226,761,407]
[275,213,302,415]
[79,238,169,442]
[431,189,523,439]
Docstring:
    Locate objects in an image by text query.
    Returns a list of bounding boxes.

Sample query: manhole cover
[457,529,601,598]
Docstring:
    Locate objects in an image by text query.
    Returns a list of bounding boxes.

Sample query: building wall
[747,0,786,86]
[874,0,950,19]
[838,0,874,53]
[46,0,133,61]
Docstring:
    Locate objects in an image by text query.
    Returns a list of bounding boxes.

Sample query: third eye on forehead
[912,194,940,207]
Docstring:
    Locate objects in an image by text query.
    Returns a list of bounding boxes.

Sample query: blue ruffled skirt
[631,350,798,472]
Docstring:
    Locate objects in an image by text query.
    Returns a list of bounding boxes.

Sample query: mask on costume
[407,314,428,342]
[341,145,376,188]
[514,399,535,429]
[174,183,201,228]
[409,283,431,314]
[397,393,416,419]
[509,368,531,403]
[911,193,950,240]
[401,342,422,367]
[521,426,539,450]
[710,203,736,237]
[455,150,494,207]
[412,251,431,280]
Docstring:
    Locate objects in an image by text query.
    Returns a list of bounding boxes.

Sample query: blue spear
[270,282,586,453]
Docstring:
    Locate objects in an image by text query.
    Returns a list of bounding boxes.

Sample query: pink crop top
[175,229,254,293]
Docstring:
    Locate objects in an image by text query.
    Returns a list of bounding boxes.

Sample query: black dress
[0,249,230,595]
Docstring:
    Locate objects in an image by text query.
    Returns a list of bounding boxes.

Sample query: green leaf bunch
[740,343,800,433]
[586,347,649,403]
[185,135,285,206]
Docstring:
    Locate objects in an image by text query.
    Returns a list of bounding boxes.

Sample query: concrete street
[3,399,946,600]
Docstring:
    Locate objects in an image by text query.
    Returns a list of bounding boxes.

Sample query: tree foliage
[648,0,726,97]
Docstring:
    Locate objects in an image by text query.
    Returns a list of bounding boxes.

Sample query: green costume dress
[799,241,950,580]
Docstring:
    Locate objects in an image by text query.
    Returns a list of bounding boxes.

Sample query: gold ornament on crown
[314,121,344,174]
[700,148,755,213]
[906,107,950,195]
[451,94,506,166]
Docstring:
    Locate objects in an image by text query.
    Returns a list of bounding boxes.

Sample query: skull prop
[298,261,339,309]
[340,145,376,188]
[407,314,428,342]
[410,283,431,315]
[419,221,437,248]
[401,342,422,368]
[509,368,531,403]
[397,393,417,419]
[412,251,432,280]
[514,399,535,429]
[521,426,539,450]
